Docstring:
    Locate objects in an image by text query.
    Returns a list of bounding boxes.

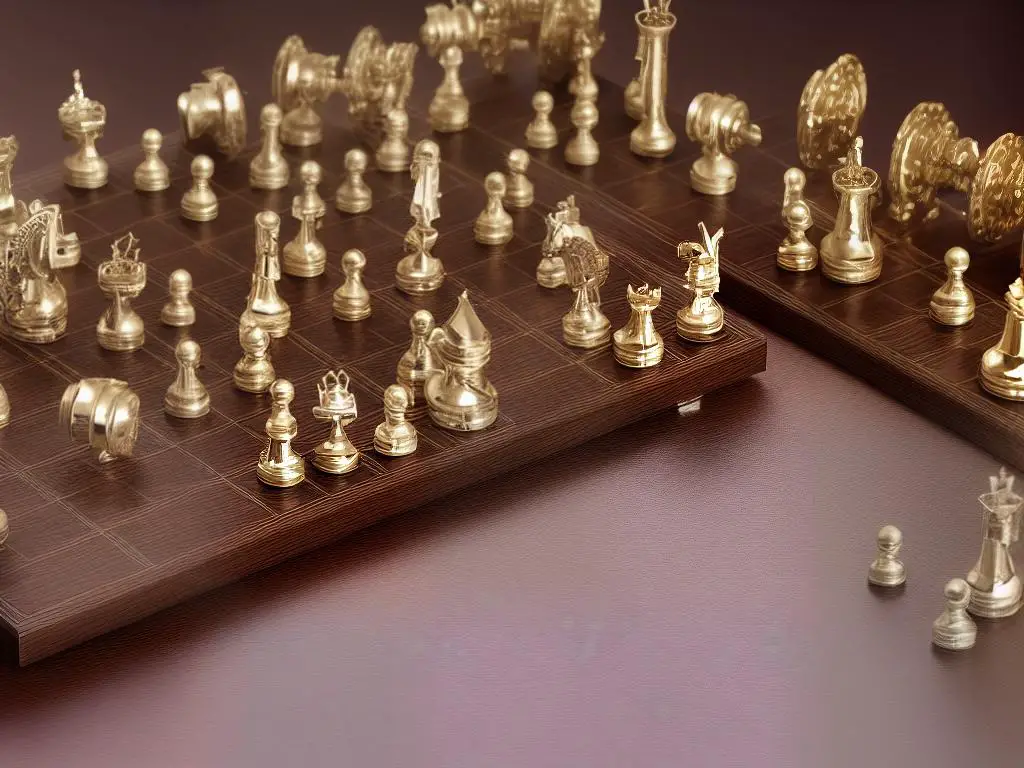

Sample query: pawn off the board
[312,370,360,475]
[257,378,305,488]
[474,172,514,246]
[966,468,1023,618]
[160,269,195,327]
[930,247,975,326]
[335,149,373,214]
[932,578,977,651]
[374,384,418,457]
[525,91,558,150]
[376,109,410,173]
[133,129,170,192]
[249,103,290,191]
[504,149,534,209]
[181,155,218,222]
[867,525,906,587]
[283,160,327,277]
[333,249,372,321]
[164,339,211,419]
[234,323,276,393]
[613,284,664,368]
[397,309,437,408]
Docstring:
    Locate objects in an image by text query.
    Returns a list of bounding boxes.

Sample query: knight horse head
[677,222,723,293]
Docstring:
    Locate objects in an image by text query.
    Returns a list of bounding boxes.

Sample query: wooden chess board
[0,74,767,665]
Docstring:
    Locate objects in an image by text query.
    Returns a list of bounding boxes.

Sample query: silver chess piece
[312,370,360,475]
[373,384,418,457]
[133,128,170,192]
[164,338,211,419]
[867,524,906,587]
[932,578,977,651]
[966,467,1023,618]
[160,269,196,327]
[181,155,219,222]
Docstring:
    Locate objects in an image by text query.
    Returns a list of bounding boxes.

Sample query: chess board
[0,74,767,665]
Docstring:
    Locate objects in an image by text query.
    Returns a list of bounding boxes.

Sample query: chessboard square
[604,170,692,216]
[431,133,514,193]
[62,481,152,529]
[583,348,684,385]
[499,364,606,425]
[956,248,1021,303]
[208,381,272,422]
[62,210,106,244]
[147,245,243,287]
[199,274,250,313]
[107,446,220,503]
[746,256,875,307]
[234,185,293,216]
[207,226,257,269]
[161,193,258,244]
[922,345,991,386]
[738,150,790,198]
[0,339,39,373]
[306,454,382,496]
[418,411,515,448]
[497,283,568,326]
[456,256,537,297]
[140,408,232,446]
[92,218,195,267]
[42,328,173,383]
[0,407,80,468]
[380,276,471,321]
[347,345,407,394]
[56,260,98,296]
[227,468,327,516]
[184,423,266,476]
[276,271,337,309]
[293,316,392,365]
[509,208,548,246]
[33,176,129,213]
[877,271,944,310]
[321,207,406,256]
[652,195,751,237]
[819,254,920,308]
[873,316,957,362]
[489,332,575,387]
[27,453,120,499]
[76,182,186,234]
[552,147,651,188]
[369,429,443,474]
[0,363,72,423]
[824,287,917,334]
[0,475,56,519]
[136,297,237,352]
[200,332,326,386]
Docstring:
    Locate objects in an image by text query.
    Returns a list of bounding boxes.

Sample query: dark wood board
[0,75,766,665]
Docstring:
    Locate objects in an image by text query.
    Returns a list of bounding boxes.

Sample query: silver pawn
[932,578,977,651]
[867,525,906,587]
[376,109,410,173]
[161,269,196,327]
[181,155,218,222]
[133,128,170,192]
[335,148,373,214]
[373,384,418,457]
[525,91,558,150]
[249,104,290,191]
[332,249,372,321]
[504,149,534,209]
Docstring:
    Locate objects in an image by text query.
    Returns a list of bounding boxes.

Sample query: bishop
[164,339,211,419]
[282,160,327,277]
[256,378,305,488]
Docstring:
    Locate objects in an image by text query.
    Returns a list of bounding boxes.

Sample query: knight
[537,195,595,290]
[0,202,68,343]
[676,222,725,342]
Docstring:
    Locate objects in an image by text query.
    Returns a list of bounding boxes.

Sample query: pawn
[565,98,599,167]
[160,269,196,327]
[181,155,218,222]
[428,46,469,133]
[373,384,418,457]
[613,284,664,368]
[257,378,305,488]
[474,172,514,246]
[133,129,170,192]
[376,109,410,173]
[930,247,975,327]
[164,339,211,419]
[504,149,534,209]
[335,149,373,214]
[233,323,276,393]
[867,525,906,587]
[397,309,437,407]
[332,249,372,321]
[249,104,290,191]
[282,160,327,278]
[526,90,558,150]
[932,578,978,651]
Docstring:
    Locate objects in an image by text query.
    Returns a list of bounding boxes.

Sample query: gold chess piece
[980,270,1024,401]
[51,205,81,270]
[249,104,290,191]
[177,67,246,159]
[474,172,514,246]
[538,195,593,289]
[966,468,1023,618]
[932,578,977,651]
[565,98,600,167]
[0,507,8,549]
[797,54,867,170]
[333,249,372,321]
[930,247,975,327]
[312,370,360,475]
[821,137,883,284]
[0,382,9,429]
[181,155,219,223]
[60,378,141,463]
[234,323,276,394]
[0,136,17,239]
[257,378,305,488]
[161,269,196,327]
[613,283,664,368]
[1,202,69,343]
[58,69,108,189]
[429,45,470,133]
[561,236,611,349]
[396,140,446,294]
[526,91,559,150]
[243,211,291,338]
[335,149,373,214]
[340,27,417,146]
[867,525,906,587]
[96,233,146,352]
[374,384,418,457]
[283,160,327,278]
[677,222,725,342]
[376,109,411,174]
[133,129,170,192]
[777,168,818,272]
[504,149,535,209]
[685,92,762,195]
[273,35,343,148]
[568,28,600,102]
[397,309,438,407]
[164,339,211,419]
[628,0,676,159]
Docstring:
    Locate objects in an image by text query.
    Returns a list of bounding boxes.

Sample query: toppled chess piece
[561,237,611,349]
[821,137,884,285]
[676,223,725,342]
[160,269,196,327]
[59,378,140,463]
[257,378,305,488]
[335,149,373,214]
[966,467,1023,618]
[798,54,867,170]
[58,69,108,189]
[526,91,558,151]
[181,155,219,223]
[164,339,211,419]
[374,384,418,457]
[311,370,360,475]
[133,129,170,192]
[396,140,445,294]
[565,98,600,167]
[474,172,514,246]
[930,247,975,326]
[283,160,327,277]
[614,284,664,368]
[867,525,906,587]
[685,92,762,195]
[428,46,469,134]
[0,382,9,429]
[96,232,146,352]
[176,67,247,159]
[2,202,69,343]
[777,168,818,272]
[249,104,290,191]
[932,578,978,651]
[376,109,410,173]
[234,323,276,393]
[273,35,343,148]
[243,211,291,338]
[333,249,372,321]
[397,309,438,407]
[504,149,534,209]
[629,1,677,159]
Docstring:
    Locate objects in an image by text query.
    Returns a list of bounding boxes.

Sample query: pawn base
[233,363,275,394]
[6,315,67,345]
[690,154,737,196]
[63,154,108,190]
[930,298,974,327]
[164,391,211,420]
[820,234,884,284]
[376,143,410,174]
[932,621,977,651]
[312,445,360,475]
[395,254,445,295]
[526,127,559,151]
[97,315,145,352]
[181,196,219,223]
[676,304,724,343]
[428,95,470,134]
[257,452,306,488]
[629,123,677,159]
[134,167,170,193]
[282,242,327,278]
[333,295,372,322]
[777,242,819,272]
[565,139,599,168]
[161,303,196,327]
[981,351,1024,401]
[373,425,418,457]
[335,186,373,214]
[474,218,514,246]
[249,161,290,191]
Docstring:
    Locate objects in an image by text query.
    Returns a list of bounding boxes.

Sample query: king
[57,70,108,189]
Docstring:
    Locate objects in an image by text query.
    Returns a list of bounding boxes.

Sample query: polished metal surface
[282,161,327,278]
[272,35,343,148]
[965,469,1023,618]
[777,168,818,272]
[256,378,305,488]
[821,137,883,285]
[164,339,211,420]
[504,149,534,209]
[561,236,611,348]
[96,232,146,352]
[160,269,196,328]
[685,91,762,195]
[332,249,372,321]
[234,323,276,394]
[929,247,975,327]
[58,377,140,463]
[311,370,360,475]
[628,0,676,158]
[58,70,107,189]
[1,202,68,343]
[474,172,514,246]
[249,104,290,190]
[176,67,247,159]
[526,91,559,150]
[133,129,170,192]
[373,384,418,457]
[243,211,291,338]
[613,283,664,368]
[797,54,867,170]
[565,97,600,167]
[676,222,724,342]
[335,149,373,214]
[397,309,438,408]
[180,155,219,223]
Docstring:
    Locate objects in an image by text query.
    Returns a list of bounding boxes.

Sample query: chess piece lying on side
[930,247,975,326]
[932,578,977,651]
[181,155,219,222]
[134,129,170,192]
[373,384,418,457]
[59,378,140,463]
[867,525,906,587]
[161,269,196,327]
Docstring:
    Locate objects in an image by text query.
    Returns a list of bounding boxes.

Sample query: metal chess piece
[821,137,883,285]
[561,236,611,349]
[685,92,762,195]
[397,309,438,407]
[256,378,305,488]
[335,149,373,214]
[373,384,418,457]
[677,222,725,342]
[164,339,211,419]
[58,69,108,189]
[424,291,499,432]
[981,269,1024,401]
[526,91,559,151]
[2,203,69,343]
[537,195,593,290]
[243,211,291,338]
[867,525,906,587]
[613,284,664,368]
[565,98,600,167]
[396,140,445,295]
[629,0,676,159]
[429,46,470,133]
[333,249,372,321]
[0,381,9,429]
[51,204,81,270]
[932,578,977,651]
[966,468,1023,618]
[249,104,290,191]
[177,67,247,159]
[311,370,360,475]
[340,27,418,145]
[568,28,600,102]
[59,378,140,463]
[283,160,327,278]
[0,136,17,239]
[273,35,343,148]
[798,54,867,170]
[96,233,146,352]
[504,149,534,209]
[376,109,411,174]
[474,172,514,246]
[160,269,196,327]
[0,508,8,550]
[234,323,276,394]
[133,129,170,192]
[181,155,219,223]
[930,247,975,327]
[777,168,818,272]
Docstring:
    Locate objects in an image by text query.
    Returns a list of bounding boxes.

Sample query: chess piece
[397,309,438,407]
[561,236,611,349]
[59,378,140,463]
[821,137,884,285]
[981,268,1024,400]
[340,27,418,141]
[685,92,762,195]
[311,370,360,475]
[677,222,725,342]
[332,249,372,321]
[0,382,9,429]
[376,109,411,174]
[164,339,211,419]
[181,155,219,223]
[966,467,1023,618]
[96,233,146,352]
[2,203,69,343]
[51,204,81,270]
[932,578,977,651]
[283,160,327,277]
[526,91,559,151]
[256,378,305,488]
[777,168,818,272]
[867,525,906,587]
[0,136,17,239]
[0,508,7,550]
[538,196,593,290]
[160,269,196,327]
[249,104,290,191]
[234,323,276,394]
[428,46,470,133]
[133,129,170,192]
[624,77,644,122]
[374,384,418,457]
[273,35,343,148]
[504,149,534,209]
[613,284,664,368]
[58,69,108,189]
[335,149,373,214]
[396,140,445,294]
[424,291,499,431]
[474,172,514,246]
[568,30,600,102]
[176,67,247,158]
[930,247,975,326]
[565,98,600,167]
[242,211,291,338]
[629,1,677,158]
[798,54,867,170]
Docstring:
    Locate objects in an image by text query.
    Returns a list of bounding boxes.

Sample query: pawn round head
[384,383,410,412]
[387,109,409,132]
[877,524,902,553]
[508,148,529,175]
[484,171,507,198]
[341,248,366,276]
[260,103,283,127]
[169,268,192,296]
[440,45,463,68]
[944,578,970,608]
[571,99,598,127]
[532,90,554,115]
[410,309,434,336]
[270,378,294,404]
[784,167,806,192]
[141,128,162,153]
[345,148,368,174]
[299,160,322,186]
[191,154,214,181]
[242,324,270,354]
[176,338,201,367]
[945,247,970,272]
